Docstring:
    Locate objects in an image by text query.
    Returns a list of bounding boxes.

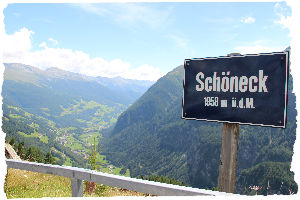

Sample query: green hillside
[103,65,297,193]
[236,162,297,195]
[2,63,153,169]
[3,99,124,168]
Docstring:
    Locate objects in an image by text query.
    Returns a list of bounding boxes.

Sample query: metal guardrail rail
[6,159,233,197]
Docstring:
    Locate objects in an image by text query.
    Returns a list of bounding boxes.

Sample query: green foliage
[2,106,86,167]
[236,162,298,195]
[11,139,55,165]
[9,137,16,146]
[44,152,56,164]
[9,114,26,120]
[88,136,103,171]
[25,146,44,163]
[17,142,26,159]
[137,175,186,186]
[94,184,107,196]
[40,136,48,144]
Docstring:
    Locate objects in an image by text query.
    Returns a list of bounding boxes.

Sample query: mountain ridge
[4,63,155,84]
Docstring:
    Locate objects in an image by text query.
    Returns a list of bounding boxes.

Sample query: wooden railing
[6,159,234,197]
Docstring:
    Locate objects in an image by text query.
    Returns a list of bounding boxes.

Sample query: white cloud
[3,28,163,81]
[126,64,161,81]
[75,3,172,29]
[3,28,33,57]
[233,40,287,54]
[48,38,58,46]
[39,42,47,48]
[274,14,292,30]
[240,16,255,24]
[273,2,292,30]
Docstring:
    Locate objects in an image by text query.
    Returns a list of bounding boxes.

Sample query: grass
[18,130,48,143]
[5,168,71,198]
[29,122,39,129]
[65,135,83,150]
[60,100,112,117]
[63,157,72,166]
[24,111,33,118]
[7,105,20,111]
[8,114,25,120]
[40,135,48,143]
[5,168,148,198]
[110,117,117,124]
[17,131,38,138]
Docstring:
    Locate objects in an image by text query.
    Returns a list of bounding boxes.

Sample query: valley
[2,62,298,195]
[3,63,152,174]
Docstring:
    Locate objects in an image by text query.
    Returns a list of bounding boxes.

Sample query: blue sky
[3,2,291,81]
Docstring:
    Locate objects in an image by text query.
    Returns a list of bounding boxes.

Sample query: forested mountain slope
[103,65,297,193]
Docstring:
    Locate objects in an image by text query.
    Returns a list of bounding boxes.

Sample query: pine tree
[88,136,102,171]
[86,136,103,194]
[17,142,26,159]
[9,137,15,147]
[25,146,44,163]
[44,152,55,164]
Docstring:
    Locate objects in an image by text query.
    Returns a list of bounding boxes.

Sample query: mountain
[103,65,297,192]
[3,63,154,108]
[2,63,154,167]
[94,76,154,103]
[3,63,154,126]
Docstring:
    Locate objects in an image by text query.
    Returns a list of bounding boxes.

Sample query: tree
[25,146,44,163]
[44,152,55,164]
[86,136,103,194]
[137,175,186,186]
[17,142,26,159]
[9,137,15,147]
[88,136,103,171]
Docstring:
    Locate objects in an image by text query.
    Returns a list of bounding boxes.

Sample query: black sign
[182,52,289,128]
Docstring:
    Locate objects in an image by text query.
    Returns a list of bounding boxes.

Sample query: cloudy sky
[3,2,291,81]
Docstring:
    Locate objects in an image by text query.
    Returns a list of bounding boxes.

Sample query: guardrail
[6,159,233,197]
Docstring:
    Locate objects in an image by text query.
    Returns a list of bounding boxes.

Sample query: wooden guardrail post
[71,178,83,197]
